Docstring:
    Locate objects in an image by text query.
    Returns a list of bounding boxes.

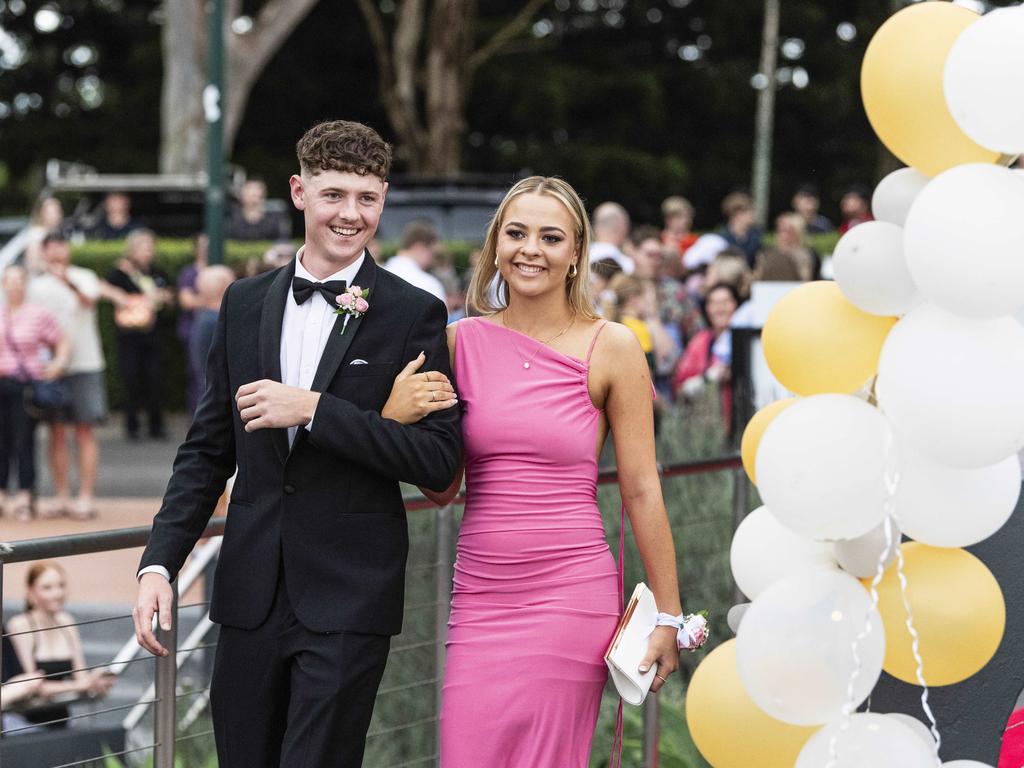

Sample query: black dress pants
[116,331,164,437]
[0,377,36,492]
[210,573,391,768]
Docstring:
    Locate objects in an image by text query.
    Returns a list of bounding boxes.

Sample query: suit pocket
[341,362,394,378]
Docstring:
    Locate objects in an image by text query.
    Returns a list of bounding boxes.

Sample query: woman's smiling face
[495,192,579,300]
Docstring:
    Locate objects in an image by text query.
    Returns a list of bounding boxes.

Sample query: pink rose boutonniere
[334,285,370,334]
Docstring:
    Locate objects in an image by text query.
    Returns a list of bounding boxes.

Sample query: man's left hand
[236,380,320,432]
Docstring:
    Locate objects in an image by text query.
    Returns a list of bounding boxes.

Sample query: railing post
[154,581,179,768]
[731,467,750,605]
[434,504,453,766]
[643,694,660,768]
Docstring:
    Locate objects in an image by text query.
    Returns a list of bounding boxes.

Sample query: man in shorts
[29,232,108,519]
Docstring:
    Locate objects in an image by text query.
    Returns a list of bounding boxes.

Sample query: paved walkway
[2,414,198,606]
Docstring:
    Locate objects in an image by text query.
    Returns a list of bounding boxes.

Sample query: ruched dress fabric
[440,317,619,767]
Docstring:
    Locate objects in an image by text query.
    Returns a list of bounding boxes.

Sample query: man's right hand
[133,572,174,657]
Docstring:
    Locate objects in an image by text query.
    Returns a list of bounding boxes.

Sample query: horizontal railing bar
[2,655,156,685]
[0,518,226,564]
[367,715,438,738]
[174,728,215,744]
[1,605,211,640]
[49,742,157,768]
[1,697,159,735]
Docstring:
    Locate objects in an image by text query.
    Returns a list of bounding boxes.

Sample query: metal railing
[1,454,746,768]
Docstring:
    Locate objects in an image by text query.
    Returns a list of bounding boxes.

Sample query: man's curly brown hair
[296,120,392,180]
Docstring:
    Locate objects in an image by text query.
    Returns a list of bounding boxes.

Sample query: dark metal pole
[204,0,226,265]
[0,559,5,768]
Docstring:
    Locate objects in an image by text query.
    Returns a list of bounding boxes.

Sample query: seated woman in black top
[5,561,114,728]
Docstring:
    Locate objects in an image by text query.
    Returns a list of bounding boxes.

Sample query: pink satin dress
[439,317,620,767]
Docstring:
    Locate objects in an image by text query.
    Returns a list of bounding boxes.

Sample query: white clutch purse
[604,582,659,706]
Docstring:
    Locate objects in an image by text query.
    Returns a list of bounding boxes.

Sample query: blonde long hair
[467,176,599,319]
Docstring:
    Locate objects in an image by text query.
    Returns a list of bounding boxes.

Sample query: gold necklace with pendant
[501,310,576,369]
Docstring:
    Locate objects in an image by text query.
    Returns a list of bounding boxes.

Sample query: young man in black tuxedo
[132,121,461,767]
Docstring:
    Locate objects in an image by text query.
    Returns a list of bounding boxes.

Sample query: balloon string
[895,537,942,762]
[825,432,900,768]
[825,512,894,768]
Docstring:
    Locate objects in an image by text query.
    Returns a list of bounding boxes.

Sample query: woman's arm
[415,322,463,506]
[597,323,683,692]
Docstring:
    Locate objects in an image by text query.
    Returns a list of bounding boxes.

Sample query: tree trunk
[424,0,475,175]
[750,0,780,228]
[356,0,546,177]
[159,0,320,175]
[159,0,207,174]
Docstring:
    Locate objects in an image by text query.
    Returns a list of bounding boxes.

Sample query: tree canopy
[1,0,1008,229]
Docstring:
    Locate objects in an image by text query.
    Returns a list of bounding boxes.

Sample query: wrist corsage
[656,610,710,652]
[334,285,370,334]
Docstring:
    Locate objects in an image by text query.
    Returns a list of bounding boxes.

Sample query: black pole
[204,0,226,265]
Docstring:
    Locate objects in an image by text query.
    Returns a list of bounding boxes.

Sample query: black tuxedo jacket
[139,254,461,635]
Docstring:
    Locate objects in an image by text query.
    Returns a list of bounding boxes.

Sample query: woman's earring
[494,256,499,268]
[569,262,578,278]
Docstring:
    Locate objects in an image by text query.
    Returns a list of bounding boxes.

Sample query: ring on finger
[655,674,668,683]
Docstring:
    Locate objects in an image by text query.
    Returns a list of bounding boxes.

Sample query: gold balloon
[861,2,1000,177]
[740,398,797,485]
[875,543,1005,686]
[761,282,896,396]
[686,640,816,767]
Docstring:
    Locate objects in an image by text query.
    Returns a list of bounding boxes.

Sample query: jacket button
[284,484,296,494]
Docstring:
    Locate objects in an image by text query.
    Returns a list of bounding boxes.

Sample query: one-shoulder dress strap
[584,321,608,366]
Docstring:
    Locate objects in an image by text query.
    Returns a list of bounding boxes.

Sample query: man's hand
[236,380,321,432]
[133,573,174,657]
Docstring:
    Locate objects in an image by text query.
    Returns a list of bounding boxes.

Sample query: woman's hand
[87,670,116,697]
[381,352,458,425]
[640,626,680,694]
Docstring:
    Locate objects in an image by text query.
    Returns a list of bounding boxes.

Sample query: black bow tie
[292,277,347,305]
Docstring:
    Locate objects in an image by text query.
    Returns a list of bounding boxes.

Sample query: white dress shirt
[140,249,365,582]
[283,249,365,443]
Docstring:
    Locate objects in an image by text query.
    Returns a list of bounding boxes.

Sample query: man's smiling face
[289,169,388,271]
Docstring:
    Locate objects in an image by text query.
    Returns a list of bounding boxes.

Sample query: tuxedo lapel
[309,254,378,393]
[258,261,295,465]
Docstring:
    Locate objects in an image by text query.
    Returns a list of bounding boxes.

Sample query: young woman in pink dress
[383,176,685,767]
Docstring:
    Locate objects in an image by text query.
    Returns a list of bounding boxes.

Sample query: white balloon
[726,603,750,634]
[873,167,930,226]
[895,437,1021,547]
[833,220,920,316]
[737,569,885,725]
[756,395,895,540]
[886,713,935,750]
[730,506,838,599]
[877,303,1024,467]
[834,518,900,578]
[797,713,934,768]
[904,163,1024,319]
[944,6,1024,154]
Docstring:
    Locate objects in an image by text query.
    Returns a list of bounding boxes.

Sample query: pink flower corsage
[656,610,710,652]
[334,285,370,334]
